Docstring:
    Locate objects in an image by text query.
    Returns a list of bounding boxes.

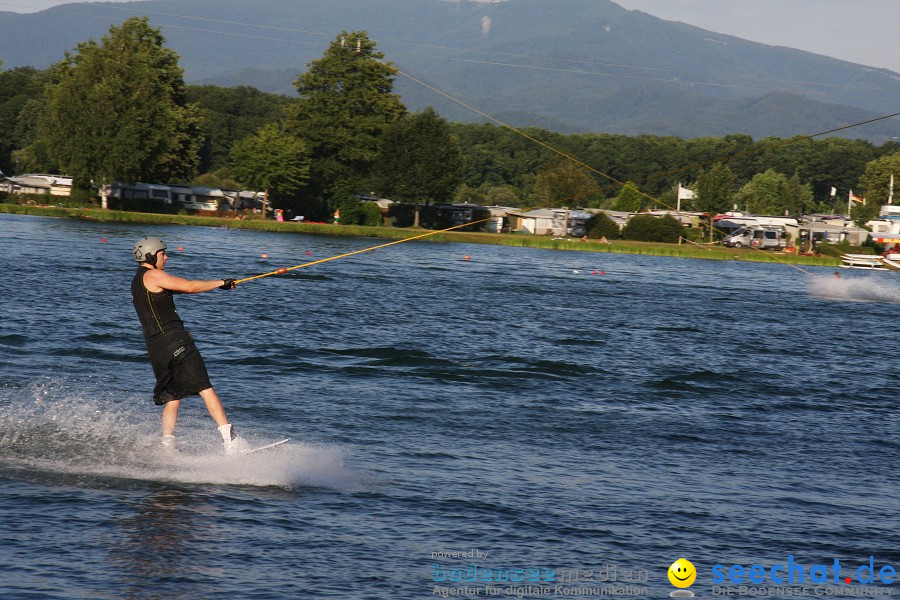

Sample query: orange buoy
[100,237,107,243]
[177,246,184,251]
[277,267,287,274]
[261,253,269,259]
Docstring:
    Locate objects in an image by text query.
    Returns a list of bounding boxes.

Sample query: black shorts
[145,330,213,406]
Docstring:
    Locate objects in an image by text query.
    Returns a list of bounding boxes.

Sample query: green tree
[285,31,405,210]
[849,200,878,227]
[621,214,682,243]
[611,181,644,212]
[734,168,813,216]
[0,66,48,174]
[735,169,789,215]
[333,198,383,226]
[585,212,620,239]
[10,96,53,174]
[479,184,522,207]
[695,162,736,241]
[531,157,600,207]
[452,183,484,205]
[192,168,243,191]
[35,17,201,197]
[373,107,463,205]
[451,122,550,191]
[761,137,876,203]
[785,171,814,216]
[187,84,292,174]
[858,152,900,225]
[452,182,522,207]
[230,123,310,215]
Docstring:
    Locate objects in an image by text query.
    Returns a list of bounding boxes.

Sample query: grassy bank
[1,203,841,267]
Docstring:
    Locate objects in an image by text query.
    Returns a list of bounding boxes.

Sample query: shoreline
[0,203,841,267]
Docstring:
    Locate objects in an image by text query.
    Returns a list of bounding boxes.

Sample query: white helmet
[133,236,167,263]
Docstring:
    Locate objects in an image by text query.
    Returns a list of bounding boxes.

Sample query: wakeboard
[241,438,290,455]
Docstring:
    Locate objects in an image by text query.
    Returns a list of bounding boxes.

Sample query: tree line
[1,17,899,226]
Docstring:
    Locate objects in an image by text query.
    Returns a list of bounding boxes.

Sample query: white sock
[218,423,234,443]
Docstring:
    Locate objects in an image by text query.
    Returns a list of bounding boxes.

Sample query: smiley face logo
[668,558,697,588]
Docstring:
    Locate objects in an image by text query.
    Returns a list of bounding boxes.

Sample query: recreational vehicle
[105,182,172,204]
[723,227,787,249]
[106,182,222,212]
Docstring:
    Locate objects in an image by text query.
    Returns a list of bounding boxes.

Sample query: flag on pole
[676,184,695,211]
[847,190,864,215]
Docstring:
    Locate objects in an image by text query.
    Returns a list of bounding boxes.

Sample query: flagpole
[848,190,852,215]
[890,174,894,205]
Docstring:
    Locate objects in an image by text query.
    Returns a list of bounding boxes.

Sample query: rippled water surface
[1,213,898,598]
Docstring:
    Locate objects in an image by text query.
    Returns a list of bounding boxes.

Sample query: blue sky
[3,0,900,73]
[614,0,900,73]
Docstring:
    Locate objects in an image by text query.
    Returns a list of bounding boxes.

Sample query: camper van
[167,184,222,212]
[105,182,172,204]
[723,227,786,249]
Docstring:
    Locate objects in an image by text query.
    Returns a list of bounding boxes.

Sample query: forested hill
[3,0,900,141]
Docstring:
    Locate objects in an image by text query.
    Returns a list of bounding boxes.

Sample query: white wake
[807,272,900,304]
[0,379,361,492]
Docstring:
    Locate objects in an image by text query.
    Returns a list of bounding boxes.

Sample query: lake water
[1,212,898,599]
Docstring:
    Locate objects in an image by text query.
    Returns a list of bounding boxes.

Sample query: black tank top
[131,266,186,339]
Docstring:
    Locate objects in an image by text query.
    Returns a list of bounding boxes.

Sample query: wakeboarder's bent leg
[200,388,228,426]
[200,388,249,454]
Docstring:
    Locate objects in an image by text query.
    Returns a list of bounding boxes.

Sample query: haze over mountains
[2,0,900,141]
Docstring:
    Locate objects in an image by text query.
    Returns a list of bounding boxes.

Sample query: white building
[507,208,593,236]
[0,174,73,197]
[104,182,227,212]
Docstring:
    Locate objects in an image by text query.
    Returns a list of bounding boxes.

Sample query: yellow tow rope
[235,216,495,285]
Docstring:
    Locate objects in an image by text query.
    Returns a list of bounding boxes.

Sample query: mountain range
[2,0,900,141]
